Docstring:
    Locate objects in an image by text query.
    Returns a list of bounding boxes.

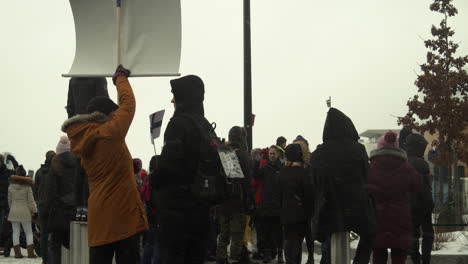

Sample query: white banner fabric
[64,0,181,77]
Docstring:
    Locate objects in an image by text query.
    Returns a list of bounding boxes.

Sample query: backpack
[179,114,233,205]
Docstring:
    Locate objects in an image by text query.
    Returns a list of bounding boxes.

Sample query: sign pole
[116,0,122,65]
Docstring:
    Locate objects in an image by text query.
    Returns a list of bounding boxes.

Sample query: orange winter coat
[62,76,148,247]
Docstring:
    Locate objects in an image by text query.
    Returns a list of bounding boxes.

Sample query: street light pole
[243,0,253,151]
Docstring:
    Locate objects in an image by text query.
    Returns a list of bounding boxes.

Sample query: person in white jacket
[8,165,38,259]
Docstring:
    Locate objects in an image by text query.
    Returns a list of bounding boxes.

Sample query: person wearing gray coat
[8,166,38,259]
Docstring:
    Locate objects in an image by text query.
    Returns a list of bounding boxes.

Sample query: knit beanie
[294,135,309,146]
[170,75,204,105]
[56,135,71,154]
[87,96,118,115]
[285,144,303,162]
[377,131,399,149]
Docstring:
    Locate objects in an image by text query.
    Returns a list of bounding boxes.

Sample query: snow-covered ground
[0,247,41,263]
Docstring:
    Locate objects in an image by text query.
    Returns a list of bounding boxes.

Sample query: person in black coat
[216,126,254,264]
[279,143,314,264]
[253,145,283,263]
[45,136,77,264]
[34,150,56,263]
[405,133,434,264]
[0,153,18,255]
[152,75,212,264]
[311,108,375,264]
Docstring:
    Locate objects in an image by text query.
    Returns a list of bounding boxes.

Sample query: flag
[149,110,165,144]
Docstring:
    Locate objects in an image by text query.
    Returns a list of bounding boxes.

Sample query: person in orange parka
[61,65,148,264]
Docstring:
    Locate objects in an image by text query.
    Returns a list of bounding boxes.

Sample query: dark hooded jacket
[279,144,313,224]
[45,152,77,234]
[406,134,434,221]
[34,162,52,211]
[368,147,422,249]
[66,77,109,118]
[253,159,282,217]
[0,163,15,210]
[398,128,413,151]
[310,108,375,237]
[152,75,211,209]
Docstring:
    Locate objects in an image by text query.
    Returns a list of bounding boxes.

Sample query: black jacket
[0,164,14,209]
[34,163,52,210]
[153,104,208,209]
[253,160,282,217]
[406,134,434,220]
[279,166,309,224]
[45,152,77,232]
[310,108,375,237]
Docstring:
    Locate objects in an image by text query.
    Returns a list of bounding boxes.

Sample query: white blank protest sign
[64,0,181,77]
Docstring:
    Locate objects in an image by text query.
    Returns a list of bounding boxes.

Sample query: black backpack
[180,115,230,205]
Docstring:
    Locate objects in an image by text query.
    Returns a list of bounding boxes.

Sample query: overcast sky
[1,0,467,171]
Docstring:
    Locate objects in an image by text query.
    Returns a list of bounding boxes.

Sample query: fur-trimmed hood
[62,111,109,132]
[61,111,111,158]
[370,147,407,160]
[10,175,34,186]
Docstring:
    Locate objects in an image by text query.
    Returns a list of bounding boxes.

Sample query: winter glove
[112,64,131,85]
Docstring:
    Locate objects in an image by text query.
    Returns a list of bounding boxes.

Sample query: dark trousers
[411,214,434,264]
[39,214,49,263]
[206,209,219,259]
[141,228,159,264]
[158,205,209,264]
[284,223,306,264]
[89,234,140,264]
[373,248,407,264]
[320,232,374,264]
[49,229,70,264]
[256,216,283,258]
[305,223,315,262]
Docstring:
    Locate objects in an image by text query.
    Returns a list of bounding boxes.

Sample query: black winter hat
[86,96,118,115]
[170,75,204,104]
[285,144,303,162]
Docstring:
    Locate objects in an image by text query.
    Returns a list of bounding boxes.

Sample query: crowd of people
[0,65,435,264]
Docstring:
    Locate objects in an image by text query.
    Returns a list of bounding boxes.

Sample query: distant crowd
[0,65,435,264]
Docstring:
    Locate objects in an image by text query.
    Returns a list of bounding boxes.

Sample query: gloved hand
[112,64,131,84]
[6,155,19,169]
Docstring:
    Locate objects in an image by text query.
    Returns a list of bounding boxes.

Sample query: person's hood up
[171,75,205,115]
[399,127,413,151]
[10,175,34,186]
[61,112,111,158]
[405,133,428,158]
[322,108,359,142]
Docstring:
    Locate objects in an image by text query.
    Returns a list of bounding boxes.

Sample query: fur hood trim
[370,147,407,160]
[10,175,34,185]
[61,111,109,132]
